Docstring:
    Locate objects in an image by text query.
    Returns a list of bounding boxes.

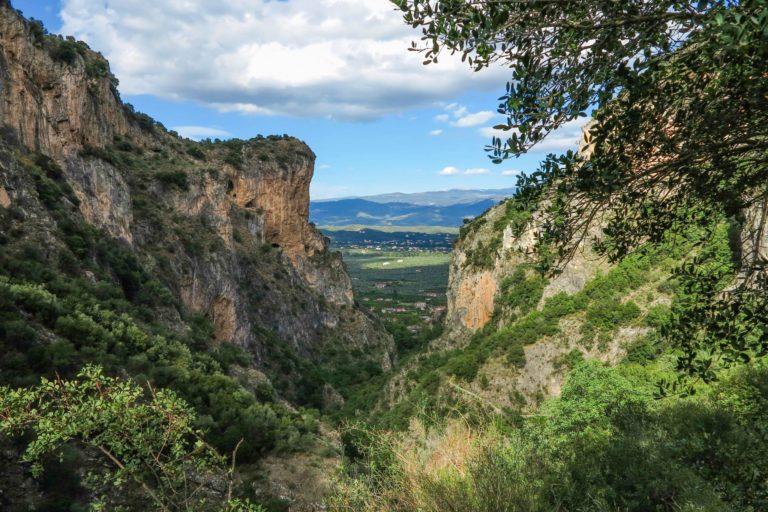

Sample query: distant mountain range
[310,188,515,229]
[314,188,516,207]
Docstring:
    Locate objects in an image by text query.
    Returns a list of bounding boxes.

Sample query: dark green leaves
[395,0,768,386]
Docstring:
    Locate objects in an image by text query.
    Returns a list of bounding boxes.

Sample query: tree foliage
[394,0,768,387]
[330,361,768,511]
[0,365,262,512]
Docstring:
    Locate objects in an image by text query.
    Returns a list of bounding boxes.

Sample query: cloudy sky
[15,0,587,199]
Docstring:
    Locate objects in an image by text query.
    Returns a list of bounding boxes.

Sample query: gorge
[1,1,768,511]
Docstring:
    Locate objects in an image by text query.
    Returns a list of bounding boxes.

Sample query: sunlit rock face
[0,1,393,366]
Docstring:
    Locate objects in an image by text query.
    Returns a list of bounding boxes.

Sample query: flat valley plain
[322,228,453,326]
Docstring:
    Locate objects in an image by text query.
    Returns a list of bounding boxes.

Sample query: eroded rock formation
[0,1,392,368]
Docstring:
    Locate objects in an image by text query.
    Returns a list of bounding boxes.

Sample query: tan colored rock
[0,5,396,506]
[454,270,497,330]
[0,2,394,372]
[0,185,10,208]
[445,121,606,338]
[211,295,237,344]
[66,156,134,243]
[0,6,150,159]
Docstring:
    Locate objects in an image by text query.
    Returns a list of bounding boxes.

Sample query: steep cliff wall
[440,197,624,404]
[445,203,609,341]
[370,130,685,419]
[444,130,604,343]
[0,4,143,157]
[0,2,393,376]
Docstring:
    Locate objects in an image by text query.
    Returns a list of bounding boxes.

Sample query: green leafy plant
[0,365,263,512]
[394,0,768,387]
[155,170,189,190]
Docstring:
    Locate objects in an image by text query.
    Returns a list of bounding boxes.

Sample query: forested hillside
[0,2,392,509]
[1,0,767,511]
[326,1,768,511]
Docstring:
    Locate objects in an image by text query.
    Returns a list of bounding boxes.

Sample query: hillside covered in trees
[326,1,768,511]
[0,0,767,511]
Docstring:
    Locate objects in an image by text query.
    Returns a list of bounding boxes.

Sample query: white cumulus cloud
[438,166,461,176]
[172,126,231,140]
[451,111,495,128]
[429,129,443,136]
[501,170,521,176]
[60,0,508,120]
[464,168,490,175]
[439,166,492,176]
[436,103,499,129]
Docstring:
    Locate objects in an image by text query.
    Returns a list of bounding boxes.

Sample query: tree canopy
[394,0,768,388]
[0,366,261,512]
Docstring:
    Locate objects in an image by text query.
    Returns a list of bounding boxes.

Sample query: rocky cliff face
[445,131,604,342]
[0,2,392,374]
[0,4,140,157]
[433,130,661,409]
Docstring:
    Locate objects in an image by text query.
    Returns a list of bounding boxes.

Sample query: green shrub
[84,57,109,79]
[1,319,37,350]
[506,342,526,368]
[554,348,584,370]
[48,38,87,65]
[645,304,671,328]
[79,145,125,167]
[224,152,244,168]
[122,103,159,133]
[584,299,641,333]
[445,352,481,381]
[186,145,206,160]
[28,18,47,44]
[155,170,189,189]
[624,336,660,364]
[499,267,546,314]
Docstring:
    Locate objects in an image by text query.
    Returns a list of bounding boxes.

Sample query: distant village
[336,241,452,252]
[362,282,447,325]
[323,230,456,252]
[325,229,453,332]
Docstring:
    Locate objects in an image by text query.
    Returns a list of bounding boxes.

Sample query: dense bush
[186,145,206,160]
[224,152,244,168]
[155,170,189,189]
[84,57,109,79]
[122,103,160,133]
[498,266,545,315]
[330,361,768,512]
[48,37,88,65]
[0,151,317,468]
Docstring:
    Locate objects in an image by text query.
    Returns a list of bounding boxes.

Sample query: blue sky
[14,0,586,199]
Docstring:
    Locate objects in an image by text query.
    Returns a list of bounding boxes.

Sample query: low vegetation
[329,359,768,512]
[3,1,767,510]
[0,366,263,511]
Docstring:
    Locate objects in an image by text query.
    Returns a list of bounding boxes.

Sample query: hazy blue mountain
[314,188,516,207]
[310,198,497,228]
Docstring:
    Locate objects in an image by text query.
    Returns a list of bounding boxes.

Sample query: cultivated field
[341,249,450,305]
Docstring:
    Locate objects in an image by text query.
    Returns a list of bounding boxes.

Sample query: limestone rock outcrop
[0,1,393,369]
